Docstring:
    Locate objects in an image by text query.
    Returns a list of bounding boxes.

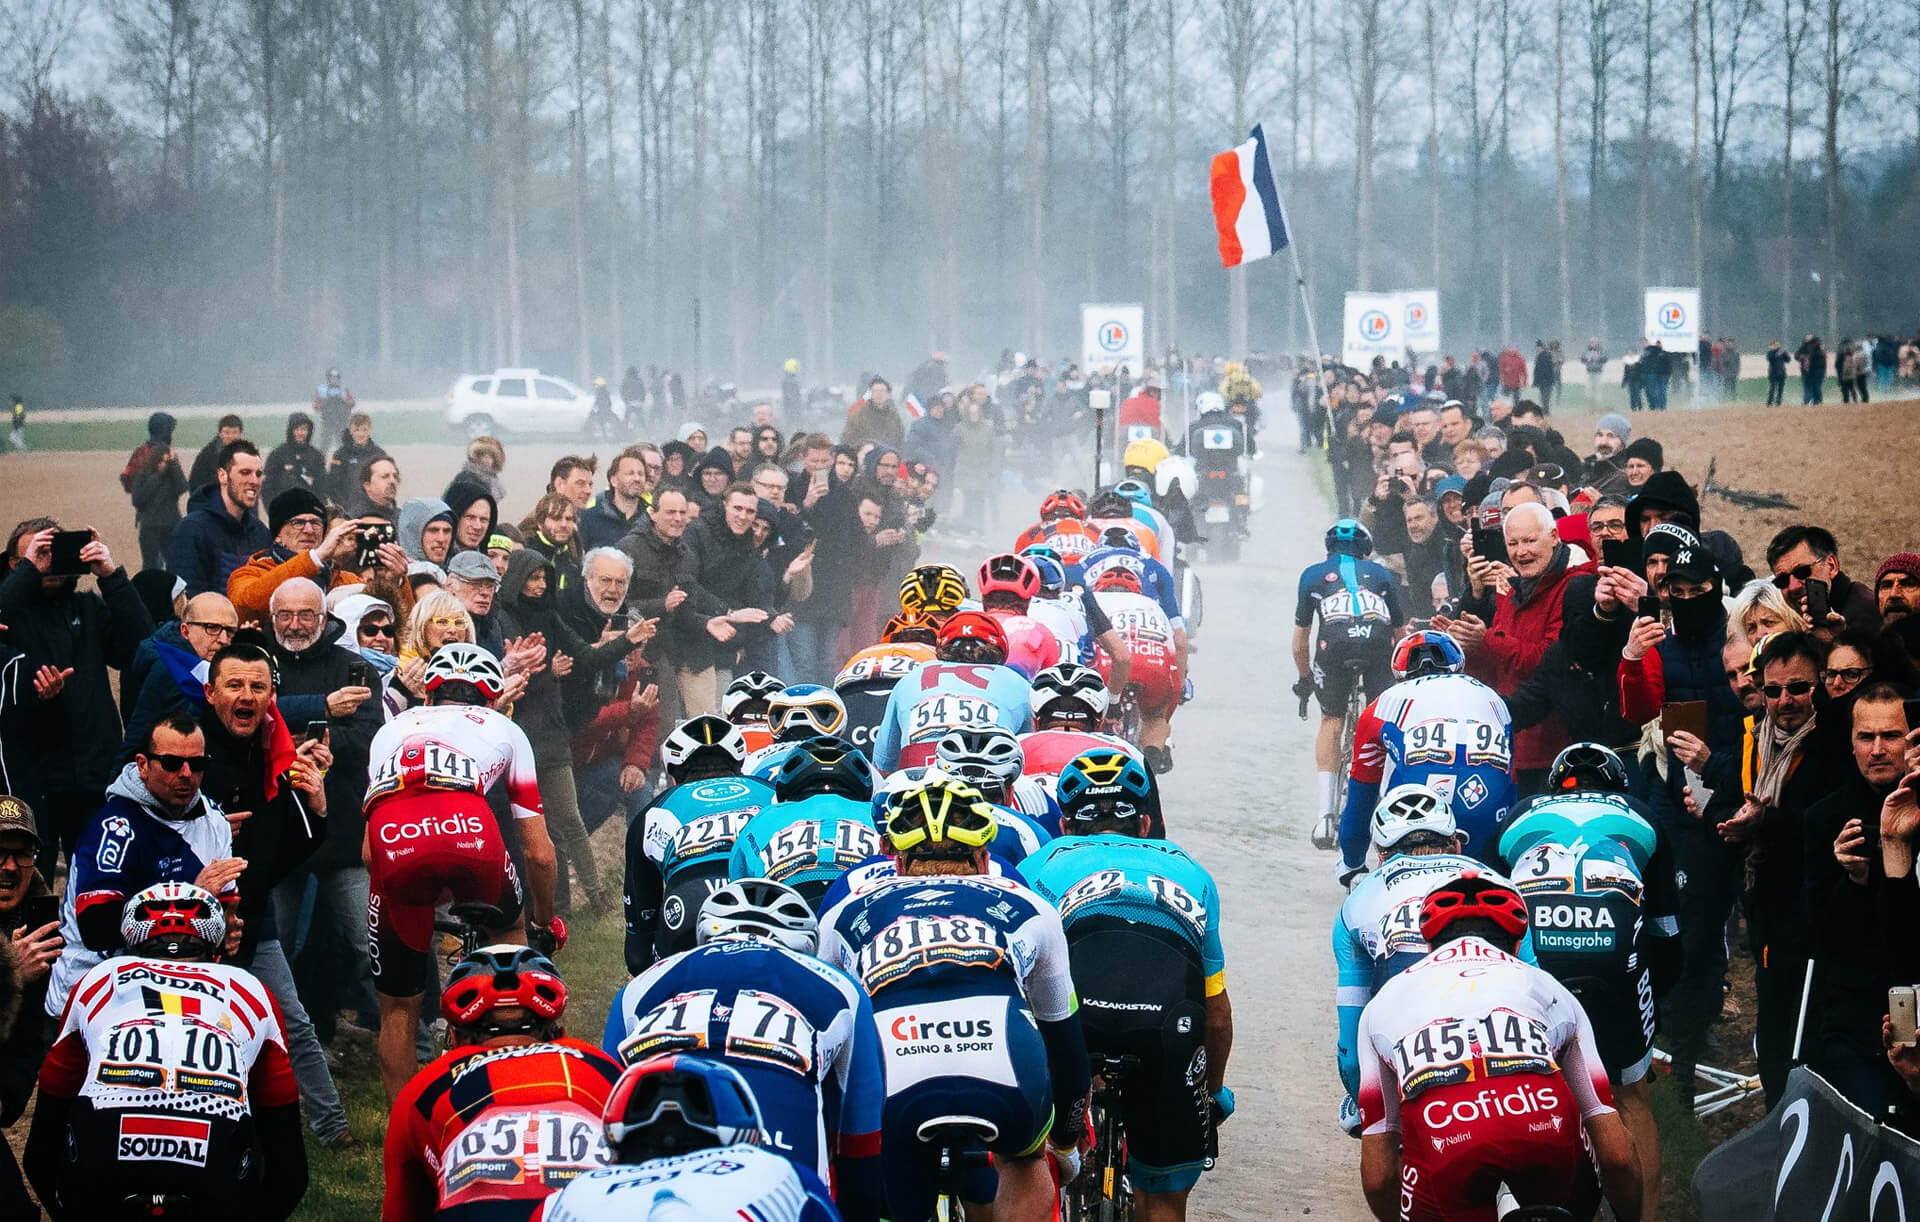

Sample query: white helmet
[1195,390,1226,414]
[768,684,847,739]
[1029,663,1111,725]
[935,727,1024,792]
[424,642,505,702]
[661,714,747,776]
[696,878,818,954]
[1370,783,1457,852]
[121,881,227,959]
[723,671,785,722]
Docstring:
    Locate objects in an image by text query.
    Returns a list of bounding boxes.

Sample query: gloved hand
[1211,1086,1236,1127]
[1048,1140,1083,1184]
[1182,676,1196,704]
[529,915,568,956]
[1338,1093,1361,1137]
[1291,676,1316,699]
[1335,862,1369,891]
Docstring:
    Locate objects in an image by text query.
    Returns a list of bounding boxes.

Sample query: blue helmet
[1325,518,1373,558]
[1057,749,1155,825]
[1027,553,1066,598]
[1112,478,1154,508]
[604,1053,767,1164]
[1391,629,1466,679]
[772,735,873,801]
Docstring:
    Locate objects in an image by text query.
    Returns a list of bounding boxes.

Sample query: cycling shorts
[1312,637,1393,720]
[1067,920,1211,1193]
[654,863,728,964]
[1123,642,1182,717]
[1397,1073,1594,1221]
[1558,971,1655,1086]
[55,1100,263,1220]
[873,985,1053,1222]
[367,790,524,997]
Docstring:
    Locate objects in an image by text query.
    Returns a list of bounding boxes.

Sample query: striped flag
[903,392,925,420]
[1209,124,1289,268]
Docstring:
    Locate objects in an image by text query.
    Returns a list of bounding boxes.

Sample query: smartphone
[1892,987,1918,1049]
[1660,701,1710,743]
[346,661,372,690]
[609,612,631,633]
[1601,539,1638,571]
[48,530,92,576]
[302,720,330,744]
[1637,595,1664,622]
[810,468,829,491]
[26,893,59,930]
[1805,577,1831,621]
[1471,523,1510,567]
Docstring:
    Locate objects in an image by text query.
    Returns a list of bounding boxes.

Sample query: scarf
[1753,713,1816,808]
[1508,543,1570,606]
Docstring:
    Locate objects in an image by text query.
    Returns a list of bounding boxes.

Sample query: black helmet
[1325,518,1373,558]
[772,735,873,801]
[1546,742,1628,794]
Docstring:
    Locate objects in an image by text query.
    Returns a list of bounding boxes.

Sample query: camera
[355,522,396,569]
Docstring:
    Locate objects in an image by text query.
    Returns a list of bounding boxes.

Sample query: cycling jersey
[367,705,545,820]
[1015,730,1160,836]
[1089,589,1182,716]
[600,940,884,1219]
[727,794,885,908]
[1337,673,1516,873]
[1296,555,1403,722]
[1497,791,1681,1082]
[834,644,936,754]
[1086,516,1163,562]
[816,853,1023,916]
[384,1037,623,1222]
[1027,595,1091,665]
[534,1145,841,1222]
[624,774,778,974]
[1081,546,1184,630]
[1013,519,1098,565]
[872,662,1034,773]
[1004,776,1064,836]
[1023,834,1224,994]
[984,610,1063,679]
[1356,937,1616,1222]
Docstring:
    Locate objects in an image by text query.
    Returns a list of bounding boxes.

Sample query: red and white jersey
[366,704,544,821]
[1355,936,1614,1137]
[1090,590,1173,646]
[39,957,298,1120]
[1018,729,1140,781]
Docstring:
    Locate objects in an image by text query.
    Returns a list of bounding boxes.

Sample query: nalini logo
[1658,302,1686,330]
[1097,321,1129,352]
[1359,310,1390,342]
[378,813,485,843]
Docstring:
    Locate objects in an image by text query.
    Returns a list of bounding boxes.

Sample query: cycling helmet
[883,775,999,854]
[882,611,940,645]
[723,671,785,722]
[936,611,1009,664]
[768,684,848,739]
[1369,783,1458,852]
[1098,524,1142,552]
[1039,489,1088,522]
[1546,742,1629,794]
[1112,478,1154,508]
[978,554,1041,605]
[440,944,568,1038]
[1391,629,1467,679]
[1057,749,1155,824]
[1026,554,1067,599]
[1020,543,1064,565]
[1325,518,1373,558]
[1088,490,1135,520]
[604,1054,766,1164]
[1092,565,1142,594]
[1030,662,1112,726]
[1122,438,1171,474]
[1418,874,1531,945]
[771,735,873,801]
[121,882,226,960]
[899,564,969,615]
[660,714,748,778]
[423,642,506,702]
[935,727,1024,793]
[696,878,818,954]
[1194,391,1226,414]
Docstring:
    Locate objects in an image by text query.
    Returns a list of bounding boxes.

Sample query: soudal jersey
[1022,834,1225,996]
[600,941,885,1182]
[728,795,884,905]
[1496,792,1680,976]
[383,1038,623,1222]
[1294,555,1403,646]
[1082,548,1183,628]
[1355,937,1616,1137]
[1352,674,1517,855]
[366,704,544,821]
[536,1144,841,1222]
[817,874,1078,1021]
[835,644,936,755]
[1014,519,1098,564]
[872,662,1035,773]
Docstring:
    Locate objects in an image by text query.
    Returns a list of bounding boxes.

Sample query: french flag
[903,392,925,420]
[1209,124,1289,268]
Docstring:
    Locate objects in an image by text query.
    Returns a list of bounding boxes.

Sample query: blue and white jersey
[601,941,884,1181]
[872,662,1034,773]
[1080,546,1183,630]
[1343,673,1516,864]
[816,854,1023,917]
[1022,834,1225,993]
[1027,596,1090,666]
[1007,776,1064,837]
[539,1144,841,1222]
[638,775,779,885]
[728,794,883,905]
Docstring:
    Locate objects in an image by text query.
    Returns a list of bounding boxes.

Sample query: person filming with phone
[0,795,60,1217]
[1767,524,1880,633]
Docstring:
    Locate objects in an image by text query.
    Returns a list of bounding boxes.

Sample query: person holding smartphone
[0,794,60,1218]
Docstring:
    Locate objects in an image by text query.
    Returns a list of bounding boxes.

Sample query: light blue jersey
[1022,834,1225,992]
[872,662,1035,772]
[728,794,883,907]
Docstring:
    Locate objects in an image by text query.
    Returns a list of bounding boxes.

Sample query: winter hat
[1620,437,1664,470]
[1878,553,1920,586]
[146,412,177,445]
[268,487,328,536]
[1641,522,1702,560]
[1595,412,1632,442]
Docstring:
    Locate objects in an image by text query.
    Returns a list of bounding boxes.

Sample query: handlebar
[1297,692,1311,720]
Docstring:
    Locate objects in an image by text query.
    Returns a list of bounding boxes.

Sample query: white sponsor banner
[1081,303,1145,373]
[1398,288,1441,354]
[1342,292,1401,369]
[1643,287,1700,351]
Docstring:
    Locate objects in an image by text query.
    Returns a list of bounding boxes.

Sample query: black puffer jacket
[265,617,384,873]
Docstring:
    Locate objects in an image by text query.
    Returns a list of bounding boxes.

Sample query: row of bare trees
[0,0,1917,404]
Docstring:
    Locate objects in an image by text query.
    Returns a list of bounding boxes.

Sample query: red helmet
[1092,565,1142,594]
[440,945,568,1034]
[1418,874,1531,944]
[978,553,1041,605]
[1039,489,1088,522]
[937,610,1009,663]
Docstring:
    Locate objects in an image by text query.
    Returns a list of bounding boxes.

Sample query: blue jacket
[168,483,269,598]
[1643,612,1745,827]
[118,621,211,762]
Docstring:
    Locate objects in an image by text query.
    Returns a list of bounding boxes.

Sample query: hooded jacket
[443,462,507,506]
[398,497,455,564]
[687,448,739,514]
[169,483,272,598]
[493,550,577,765]
[263,412,326,505]
[126,412,187,532]
[441,481,499,558]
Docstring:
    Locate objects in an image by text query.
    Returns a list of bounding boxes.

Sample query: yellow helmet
[784,358,800,374]
[1123,438,1171,474]
[883,775,1000,853]
[899,564,969,615]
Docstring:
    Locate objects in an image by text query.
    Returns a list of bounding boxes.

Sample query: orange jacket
[226,547,363,624]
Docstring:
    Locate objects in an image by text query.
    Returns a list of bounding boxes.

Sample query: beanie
[1595,412,1632,441]
[1620,437,1664,470]
[268,487,328,537]
[1878,552,1920,586]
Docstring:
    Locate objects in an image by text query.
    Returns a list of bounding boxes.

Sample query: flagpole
[1282,206,1330,421]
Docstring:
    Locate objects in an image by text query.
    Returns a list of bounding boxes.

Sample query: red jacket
[571,663,661,774]
[1466,551,1595,770]
[1498,348,1528,390]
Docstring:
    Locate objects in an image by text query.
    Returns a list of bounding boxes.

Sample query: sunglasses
[1772,564,1815,589]
[359,621,396,638]
[146,753,213,773]
[1761,680,1816,699]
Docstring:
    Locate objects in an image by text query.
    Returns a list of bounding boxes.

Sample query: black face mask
[1667,590,1722,641]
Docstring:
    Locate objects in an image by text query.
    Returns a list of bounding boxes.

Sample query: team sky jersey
[366,705,545,821]
[1333,854,1537,1096]
[383,1037,623,1222]
[600,940,884,1189]
[1294,555,1403,646]
[535,1145,840,1222]
[872,662,1035,772]
[727,794,884,905]
[1080,547,1184,629]
[834,644,936,754]
[1021,835,1225,996]
[1338,673,1517,869]
[625,775,778,973]
[1355,937,1616,1139]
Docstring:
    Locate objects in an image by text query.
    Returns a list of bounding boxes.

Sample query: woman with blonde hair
[392,589,475,709]
[1729,578,1809,642]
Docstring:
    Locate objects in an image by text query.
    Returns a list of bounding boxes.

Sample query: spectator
[123,411,187,571]
[170,439,270,597]
[550,454,598,512]
[397,496,454,567]
[1764,340,1791,405]
[1638,341,1672,411]
[444,551,507,658]
[0,795,57,1218]
[227,488,380,625]
[328,413,388,509]
[1583,413,1632,495]
[616,488,707,724]
[263,412,325,505]
[1730,577,1810,640]
[563,549,659,832]
[390,589,475,708]
[313,368,355,444]
[1497,345,1528,401]
[1875,553,1920,657]
[119,591,238,761]
[520,491,584,581]
[785,433,837,508]
[752,425,783,466]
[661,440,696,481]
[1531,340,1559,412]
[444,481,497,561]
[1,522,154,871]
[1437,399,1475,449]
[679,423,710,452]
[843,376,906,450]
[726,426,755,470]
[1580,338,1607,402]
[907,393,956,478]
[332,592,400,696]
[1766,524,1878,631]
[1398,497,1452,617]
[681,484,781,701]
[1796,334,1827,403]
[579,446,652,552]
[445,435,508,504]
[688,448,738,515]
[187,414,244,490]
[358,454,401,522]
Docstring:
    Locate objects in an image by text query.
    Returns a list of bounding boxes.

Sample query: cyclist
[532,1055,840,1221]
[1087,565,1183,771]
[729,737,883,908]
[872,611,1035,772]
[1110,478,1176,555]
[27,883,306,1221]
[1086,490,1164,562]
[1336,630,1515,886]
[816,773,1090,1222]
[1120,438,1199,547]
[744,684,851,781]
[363,642,562,1099]
[1295,519,1403,847]
[1013,489,1099,566]
[834,622,938,754]
[1023,548,1132,694]
[976,553,1063,678]
[1082,523,1186,640]
[723,671,786,753]
[600,880,884,1221]
[1355,875,1644,1222]
[935,725,1061,835]
[1333,784,1533,1126]
[1018,664,1163,836]
[624,715,776,973]
[897,563,970,625]
[1023,750,1233,1220]
[384,946,624,1221]
[1497,743,1682,1219]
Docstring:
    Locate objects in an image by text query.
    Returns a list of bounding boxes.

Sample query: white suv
[444,368,594,436]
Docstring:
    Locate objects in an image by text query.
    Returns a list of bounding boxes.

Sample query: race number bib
[1391,1007,1557,1100]
[1317,588,1392,624]
[761,821,882,882]
[94,1017,249,1106]
[442,1106,608,1199]
[1377,896,1429,960]
[667,808,759,863]
[1401,718,1510,770]
[854,915,1006,993]
[723,990,818,1075]
[616,989,717,1063]
[836,654,920,686]
[908,694,1000,740]
[1110,608,1170,642]
[369,741,484,800]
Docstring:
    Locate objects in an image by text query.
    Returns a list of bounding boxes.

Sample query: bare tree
[1779,0,1812,335]
[1555,0,1573,343]
[1426,0,1451,293]
[2,0,88,107]
[1583,0,1627,339]
[1339,0,1393,291]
